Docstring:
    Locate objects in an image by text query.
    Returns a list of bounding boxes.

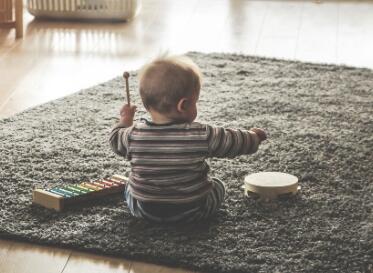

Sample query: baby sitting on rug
[109,55,267,223]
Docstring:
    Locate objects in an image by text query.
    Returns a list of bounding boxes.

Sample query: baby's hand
[119,104,137,126]
[120,104,137,118]
[251,128,267,142]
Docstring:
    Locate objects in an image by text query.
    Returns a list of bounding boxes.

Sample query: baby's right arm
[109,125,132,157]
[109,104,136,158]
[206,125,266,158]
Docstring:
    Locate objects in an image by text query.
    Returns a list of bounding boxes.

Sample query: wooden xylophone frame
[32,174,128,211]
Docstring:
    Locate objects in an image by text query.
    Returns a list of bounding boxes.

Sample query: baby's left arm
[206,125,266,158]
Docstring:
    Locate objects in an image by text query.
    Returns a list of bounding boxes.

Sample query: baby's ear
[176,98,188,113]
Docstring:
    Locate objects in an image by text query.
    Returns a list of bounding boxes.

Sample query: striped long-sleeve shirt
[109,119,261,204]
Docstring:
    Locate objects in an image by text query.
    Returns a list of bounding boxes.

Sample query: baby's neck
[149,111,177,125]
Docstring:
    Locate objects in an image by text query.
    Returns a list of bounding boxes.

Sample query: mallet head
[123,72,130,79]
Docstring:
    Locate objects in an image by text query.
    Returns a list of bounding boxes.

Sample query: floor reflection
[23,17,146,57]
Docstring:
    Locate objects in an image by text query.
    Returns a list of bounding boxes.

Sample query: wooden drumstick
[123,72,131,105]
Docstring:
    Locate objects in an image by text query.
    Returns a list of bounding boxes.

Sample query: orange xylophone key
[100,179,117,187]
[90,181,107,188]
[106,178,124,186]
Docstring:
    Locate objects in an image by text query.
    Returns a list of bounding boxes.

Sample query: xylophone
[32,174,128,211]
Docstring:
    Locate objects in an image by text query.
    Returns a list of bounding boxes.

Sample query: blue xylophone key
[48,188,72,198]
[58,187,79,197]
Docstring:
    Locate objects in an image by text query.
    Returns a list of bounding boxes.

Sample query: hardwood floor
[1,0,373,272]
[0,240,71,273]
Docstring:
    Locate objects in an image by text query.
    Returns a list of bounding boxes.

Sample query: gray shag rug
[0,52,372,273]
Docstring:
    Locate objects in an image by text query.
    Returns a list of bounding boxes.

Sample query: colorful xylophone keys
[32,174,128,211]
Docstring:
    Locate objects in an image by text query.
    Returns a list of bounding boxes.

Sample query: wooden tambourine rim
[243,172,300,199]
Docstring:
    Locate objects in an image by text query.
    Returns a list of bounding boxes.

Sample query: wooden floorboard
[0,240,71,273]
[61,251,131,273]
[130,261,194,273]
[0,239,14,266]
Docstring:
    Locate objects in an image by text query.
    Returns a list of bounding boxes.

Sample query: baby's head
[139,55,202,123]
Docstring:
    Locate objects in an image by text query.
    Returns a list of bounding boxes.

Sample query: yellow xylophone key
[74,185,94,193]
[65,185,86,195]
[91,181,107,188]
[81,182,101,191]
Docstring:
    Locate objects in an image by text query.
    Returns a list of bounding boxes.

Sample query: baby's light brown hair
[139,55,202,114]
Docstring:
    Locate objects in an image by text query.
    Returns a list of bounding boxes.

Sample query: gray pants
[124,178,226,223]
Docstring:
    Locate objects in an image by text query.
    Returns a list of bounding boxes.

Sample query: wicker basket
[27,0,140,21]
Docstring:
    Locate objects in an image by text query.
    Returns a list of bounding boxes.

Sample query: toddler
[110,55,266,223]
